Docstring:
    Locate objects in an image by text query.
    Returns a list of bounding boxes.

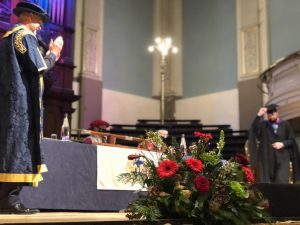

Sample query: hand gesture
[257,107,267,117]
[54,36,64,50]
[48,36,64,61]
[272,142,284,150]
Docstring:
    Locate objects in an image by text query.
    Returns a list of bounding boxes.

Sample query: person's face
[28,13,43,34]
[93,125,107,132]
[267,111,279,122]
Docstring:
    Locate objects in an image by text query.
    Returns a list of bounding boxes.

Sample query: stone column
[237,0,269,129]
[73,0,104,129]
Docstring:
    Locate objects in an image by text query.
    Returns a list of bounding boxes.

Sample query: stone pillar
[73,0,104,129]
[236,0,269,129]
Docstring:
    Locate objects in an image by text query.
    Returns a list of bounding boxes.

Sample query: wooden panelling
[260,52,300,121]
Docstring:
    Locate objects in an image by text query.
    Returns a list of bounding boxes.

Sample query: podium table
[20,139,138,211]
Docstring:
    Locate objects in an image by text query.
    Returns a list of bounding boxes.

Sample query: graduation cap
[13,2,50,23]
[266,104,278,114]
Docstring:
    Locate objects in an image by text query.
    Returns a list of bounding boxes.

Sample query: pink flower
[186,158,204,173]
[157,160,179,178]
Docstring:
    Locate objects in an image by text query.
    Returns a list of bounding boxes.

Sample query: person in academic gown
[83,120,110,144]
[248,104,300,184]
[0,2,63,214]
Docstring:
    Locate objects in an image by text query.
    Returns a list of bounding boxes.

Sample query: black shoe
[0,203,39,214]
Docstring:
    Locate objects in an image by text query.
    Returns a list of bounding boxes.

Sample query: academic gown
[0,25,56,187]
[249,116,300,183]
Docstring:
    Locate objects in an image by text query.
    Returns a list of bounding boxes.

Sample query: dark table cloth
[20,139,137,211]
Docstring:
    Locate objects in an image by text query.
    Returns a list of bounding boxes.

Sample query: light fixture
[148,37,178,124]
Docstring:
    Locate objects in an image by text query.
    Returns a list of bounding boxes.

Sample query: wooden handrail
[71,129,144,145]
[137,119,201,124]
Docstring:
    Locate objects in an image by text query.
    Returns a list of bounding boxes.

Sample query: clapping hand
[48,36,64,61]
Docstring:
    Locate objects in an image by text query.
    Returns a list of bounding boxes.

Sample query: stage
[13,139,300,224]
[0,212,300,225]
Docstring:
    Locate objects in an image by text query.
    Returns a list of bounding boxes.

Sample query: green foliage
[145,130,167,150]
[119,130,271,224]
[216,130,225,155]
[171,136,179,148]
[198,151,221,166]
[126,197,162,221]
[117,172,145,187]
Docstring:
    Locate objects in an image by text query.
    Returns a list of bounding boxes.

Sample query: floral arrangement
[118,130,271,225]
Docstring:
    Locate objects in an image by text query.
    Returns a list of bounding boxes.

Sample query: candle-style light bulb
[172,47,178,54]
[155,37,161,44]
[148,46,154,52]
[165,37,172,47]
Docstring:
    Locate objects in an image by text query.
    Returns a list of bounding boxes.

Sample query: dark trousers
[0,183,22,208]
[273,149,290,183]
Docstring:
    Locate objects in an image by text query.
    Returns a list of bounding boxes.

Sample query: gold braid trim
[1,25,24,39]
[14,29,32,54]
[0,164,48,188]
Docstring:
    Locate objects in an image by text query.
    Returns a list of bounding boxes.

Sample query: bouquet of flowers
[118,130,270,225]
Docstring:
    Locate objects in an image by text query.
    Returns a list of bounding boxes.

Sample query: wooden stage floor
[0,212,300,225]
[0,212,131,225]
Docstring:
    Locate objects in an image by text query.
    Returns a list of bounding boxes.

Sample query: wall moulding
[240,25,260,79]
[83,27,100,77]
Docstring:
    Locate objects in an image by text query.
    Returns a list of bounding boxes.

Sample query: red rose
[186,158,204,173]
[193,175,210,192]
[234,153,249,166]
[242,166,255,183]
[157,160,179,178]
